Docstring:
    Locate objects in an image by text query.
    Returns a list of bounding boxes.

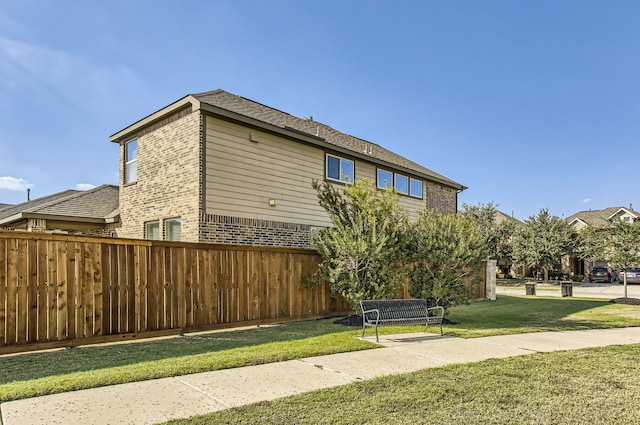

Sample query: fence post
[486,259,497,301]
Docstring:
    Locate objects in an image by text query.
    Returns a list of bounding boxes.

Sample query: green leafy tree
[511,209,576,281]
[606,220,640,299]
[574,225,608,264]
[310,178,408,311]
[408,211,485,309]
[460,202,516,261]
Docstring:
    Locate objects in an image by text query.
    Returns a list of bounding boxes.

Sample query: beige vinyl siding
[204,116,430,226]
[205,117,332,227]
[359,163,426,220]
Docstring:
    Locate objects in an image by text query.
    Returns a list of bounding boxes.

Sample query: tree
[460,202,517,262]
[309,178,408,311]
[574,225,608,265]
[407,210,485,309]
[606,220,640,299]
[511,209,576,281]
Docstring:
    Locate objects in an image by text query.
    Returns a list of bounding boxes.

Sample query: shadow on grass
[0,318,356,384]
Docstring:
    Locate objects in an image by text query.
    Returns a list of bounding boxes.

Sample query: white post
[486,259,497,301]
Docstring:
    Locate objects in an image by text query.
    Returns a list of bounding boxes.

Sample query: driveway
[496,282,640,299]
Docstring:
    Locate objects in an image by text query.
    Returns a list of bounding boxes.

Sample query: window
[326,154,354,183]
[125,139,138,184]
[165,218,182,241]
[394,174,408,195]
[145,221,160,240]
[377,169,393,189]
[409,178,423,198]
[378,169,424,198]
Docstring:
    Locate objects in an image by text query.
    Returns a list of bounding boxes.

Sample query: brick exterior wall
[426,181,458,214]
[117,109,201,241]
[114,104,459,247]
[199,214,314,248]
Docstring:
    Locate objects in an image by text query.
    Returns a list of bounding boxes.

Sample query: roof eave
[198,103,466,190]
[1,212,110,225]
[109,95,200,143]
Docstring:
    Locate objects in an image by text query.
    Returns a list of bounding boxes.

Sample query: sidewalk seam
[173,377,233,408]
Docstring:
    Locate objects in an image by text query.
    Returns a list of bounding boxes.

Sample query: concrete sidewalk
[3,327,640,425]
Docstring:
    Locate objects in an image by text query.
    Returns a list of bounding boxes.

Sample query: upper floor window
[409,178,423,199]
[394,174,408,195]
[326,154,354,183]
[165,218,182,241]
[377,169,393,189]
[125,139,138,184]
[377,168,424,199]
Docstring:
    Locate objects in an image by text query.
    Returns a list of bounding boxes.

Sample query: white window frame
[145,220,160,240]
[326,154,354,183]
[377,169,393,189]
[394,174,409,195]
[409,178,423,199]
[125,139,138,184]
[164,218,182,242]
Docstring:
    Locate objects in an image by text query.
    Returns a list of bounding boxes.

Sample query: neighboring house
[109,89,466,248]
[567,206,638,230]
[565,205,639,275]
[0,185,120,236]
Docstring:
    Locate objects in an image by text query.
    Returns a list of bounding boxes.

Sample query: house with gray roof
[566,206,638,230]
[564,205,639,277]
[0,185,120,236]
[109,89,466,247]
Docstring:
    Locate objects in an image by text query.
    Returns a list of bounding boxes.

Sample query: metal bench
[360,299,445,342]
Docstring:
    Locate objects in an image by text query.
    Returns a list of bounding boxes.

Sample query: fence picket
[2,231,483,353]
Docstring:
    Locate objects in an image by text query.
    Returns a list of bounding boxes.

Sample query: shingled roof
[191,90,464,190]
[566,206,639,227]
[0,185,119,225]
[111,89,465,190]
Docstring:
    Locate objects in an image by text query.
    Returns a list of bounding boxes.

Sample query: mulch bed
[610,297,640,305]
[334,315,457,327]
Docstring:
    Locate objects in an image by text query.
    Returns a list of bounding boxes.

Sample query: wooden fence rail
[0,232,350,353]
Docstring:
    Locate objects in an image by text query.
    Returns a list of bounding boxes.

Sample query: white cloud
[76,183,96,191]
[0,176,33,191]
[583,198,591,203]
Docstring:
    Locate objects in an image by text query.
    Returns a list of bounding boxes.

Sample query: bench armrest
[427,306,444,318]
[362,308,380,324]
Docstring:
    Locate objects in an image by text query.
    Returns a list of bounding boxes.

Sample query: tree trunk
[543,267,549,282]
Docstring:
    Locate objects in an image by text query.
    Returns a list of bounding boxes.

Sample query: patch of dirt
[610,297,640,305]
[334,315,458,327]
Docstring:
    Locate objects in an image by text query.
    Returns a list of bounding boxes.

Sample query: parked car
[618,268,640,284]
[588,267,612,283]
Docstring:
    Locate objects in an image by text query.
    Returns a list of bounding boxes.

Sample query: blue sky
[1,1,638,220]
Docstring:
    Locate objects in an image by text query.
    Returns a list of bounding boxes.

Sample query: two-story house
[110,90,466,248]
[566,205,639,276]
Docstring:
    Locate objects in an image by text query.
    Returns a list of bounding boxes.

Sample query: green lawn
[1,295,639,404]
[165,344,640,424]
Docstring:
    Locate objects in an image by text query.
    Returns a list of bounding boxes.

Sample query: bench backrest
[360,299,429,321]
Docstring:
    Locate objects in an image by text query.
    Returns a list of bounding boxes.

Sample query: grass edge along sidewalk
[163,343,640,425]
[2,295,640,403]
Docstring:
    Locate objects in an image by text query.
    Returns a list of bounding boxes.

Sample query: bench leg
[375,326,379,342]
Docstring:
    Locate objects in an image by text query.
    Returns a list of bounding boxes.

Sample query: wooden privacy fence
[0,231,351,353]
